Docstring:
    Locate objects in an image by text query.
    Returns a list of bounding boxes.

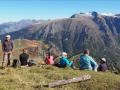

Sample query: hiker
[73,58,80,69]
[98,58,108,72]
[44,53,54,65]
[59,52,73,68]
[19,49,29,66]
[2,35,14,68]
[79,49,98,72]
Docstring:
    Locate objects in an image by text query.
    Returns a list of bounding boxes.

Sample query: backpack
[28,60,36,66]
[12,59,20,68]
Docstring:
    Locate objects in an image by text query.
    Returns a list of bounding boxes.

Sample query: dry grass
[0,66,119,90]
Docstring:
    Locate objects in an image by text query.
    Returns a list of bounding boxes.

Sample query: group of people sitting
[44,49,108,72]
[1,35,108,72]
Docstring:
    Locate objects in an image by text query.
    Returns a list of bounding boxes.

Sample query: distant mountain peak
[71,11,119,18]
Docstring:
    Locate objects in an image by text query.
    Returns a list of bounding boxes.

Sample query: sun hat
[5,35,11,38]
[62,52,67,57]
[101,58,106,62]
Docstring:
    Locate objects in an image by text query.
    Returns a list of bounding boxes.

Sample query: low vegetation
[0,65,119,90]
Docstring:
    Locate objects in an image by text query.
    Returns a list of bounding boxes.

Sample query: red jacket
[45,56,54,65]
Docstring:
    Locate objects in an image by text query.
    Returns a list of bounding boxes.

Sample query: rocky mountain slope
[1,11,120,72]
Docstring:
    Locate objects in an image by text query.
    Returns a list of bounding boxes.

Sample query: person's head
[100,58,106,64]
[83,49,90,55]
[5,35,11,41]
[62,52,68,58]
[46,52,51,57]
[23,49,28,54]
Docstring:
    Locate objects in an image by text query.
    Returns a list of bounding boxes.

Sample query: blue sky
[0,0,120,23]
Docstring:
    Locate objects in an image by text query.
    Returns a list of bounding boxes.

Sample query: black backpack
[12,59,20,68]
[28,60,36,66]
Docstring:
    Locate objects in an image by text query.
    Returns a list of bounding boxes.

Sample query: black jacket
[19,53,29,66]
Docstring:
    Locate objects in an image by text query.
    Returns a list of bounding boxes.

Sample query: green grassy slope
[0,66,120,90]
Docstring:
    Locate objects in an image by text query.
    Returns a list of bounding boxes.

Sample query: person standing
[2,35,14,68]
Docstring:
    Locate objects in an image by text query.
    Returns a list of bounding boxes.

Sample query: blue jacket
[80,54,98,70]
[59,57,73,67]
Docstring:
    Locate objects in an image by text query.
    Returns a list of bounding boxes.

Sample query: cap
[101,58,106,62]
[5,35,11,38]
[62,52,67,57]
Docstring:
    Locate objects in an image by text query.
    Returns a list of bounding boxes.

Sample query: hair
[100,60,106,64]
[23,49,27,53]
[46,52,51,56]
[83,49,89,54]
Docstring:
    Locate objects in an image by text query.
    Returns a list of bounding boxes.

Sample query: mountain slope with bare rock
[1,11,120,72]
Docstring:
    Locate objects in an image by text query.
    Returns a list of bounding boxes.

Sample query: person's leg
[2,52,8,68]
[7,53,11,67]
[54,63,61,67]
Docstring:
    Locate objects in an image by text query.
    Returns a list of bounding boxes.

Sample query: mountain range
[0,11,120,72]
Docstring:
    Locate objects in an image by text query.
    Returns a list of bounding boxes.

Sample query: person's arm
[44,57,48,64]
[2,41,5,52]
[97,65,102,71]
[89,56,98,72]
[11,40,14,51]
[19,54,22,62]
[64,58,73,67]
[27,54,29,60]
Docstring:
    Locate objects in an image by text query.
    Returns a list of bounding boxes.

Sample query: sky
[0,0,120,23]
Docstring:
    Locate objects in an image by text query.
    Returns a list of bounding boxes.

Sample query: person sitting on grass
[59,52,73,68]
[98,58,108,72]
[44,52,54,65]
[80,49,98,72]
[19,49,29,66]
